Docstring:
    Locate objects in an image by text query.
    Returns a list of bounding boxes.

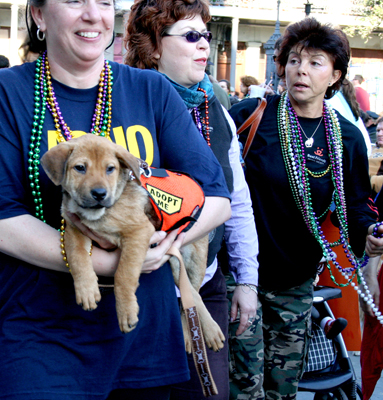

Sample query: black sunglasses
[163,30,212,43]
[273,55,277,62]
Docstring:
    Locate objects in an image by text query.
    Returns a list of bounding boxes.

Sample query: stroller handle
[313,286,342,303]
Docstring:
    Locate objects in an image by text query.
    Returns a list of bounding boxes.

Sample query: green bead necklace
[28,52,113,222]
[278,91,367,287]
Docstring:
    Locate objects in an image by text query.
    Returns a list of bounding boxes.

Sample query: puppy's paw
[203,320,225,352]
[74,280,101,311]
[184,337,192,354]
[116,301,139,333]
[181,313,192,353]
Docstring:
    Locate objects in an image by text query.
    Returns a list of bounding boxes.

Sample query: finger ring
[247,318,254,325]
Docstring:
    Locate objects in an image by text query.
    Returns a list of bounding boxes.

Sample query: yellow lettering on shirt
[126,125,154,165]
[47,130,89,149]
[47,126,154,166]
[113,126,128,149]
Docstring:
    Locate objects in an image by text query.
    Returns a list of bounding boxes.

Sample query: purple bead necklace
[278,91,368,286]
[28,52,113,224]
[279,92,383,323]
[43,51,113,142]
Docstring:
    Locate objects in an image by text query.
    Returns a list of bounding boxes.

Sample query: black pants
[170,267,230,400]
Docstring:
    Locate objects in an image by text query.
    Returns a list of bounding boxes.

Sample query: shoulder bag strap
[238,97,267,160]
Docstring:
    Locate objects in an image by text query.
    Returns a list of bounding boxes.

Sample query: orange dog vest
[140,168,205,233]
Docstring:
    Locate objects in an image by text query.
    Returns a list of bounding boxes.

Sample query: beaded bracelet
[373,221,383,239]
[238,283,258,295]
[60,218,93,272]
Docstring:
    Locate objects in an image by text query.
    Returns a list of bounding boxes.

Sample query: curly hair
[239,76,259,95]
[124,0,211,69]
[276,18,350,99]
[240,76,259,87]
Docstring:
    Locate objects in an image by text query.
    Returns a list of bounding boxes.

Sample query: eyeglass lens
[186,31,212,43]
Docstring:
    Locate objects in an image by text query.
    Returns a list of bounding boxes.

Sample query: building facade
[1,0,383,111]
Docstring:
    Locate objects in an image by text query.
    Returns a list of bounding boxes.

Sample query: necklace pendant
[305,138,314,148]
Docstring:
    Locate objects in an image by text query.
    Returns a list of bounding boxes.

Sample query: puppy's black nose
[91,188,107,202]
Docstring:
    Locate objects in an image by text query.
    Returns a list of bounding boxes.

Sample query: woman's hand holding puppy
[141,230,185,273]
[66,211,184,274]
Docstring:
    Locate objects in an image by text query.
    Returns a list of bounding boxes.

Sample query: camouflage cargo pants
[226,274,314,400]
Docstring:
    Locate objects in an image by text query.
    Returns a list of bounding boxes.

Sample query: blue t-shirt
[0,61,230,399]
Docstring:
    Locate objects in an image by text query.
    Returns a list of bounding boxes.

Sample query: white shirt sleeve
[221,106,259,285]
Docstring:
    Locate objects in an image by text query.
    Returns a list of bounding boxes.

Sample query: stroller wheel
[313,389,346,400]
[314,394,334,400]
[331,389,348,400]
[314,390,347,400]
[313,385,362,400]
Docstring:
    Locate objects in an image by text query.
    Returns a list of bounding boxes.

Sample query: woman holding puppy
[0,0,231,398]
[125,0,259,398]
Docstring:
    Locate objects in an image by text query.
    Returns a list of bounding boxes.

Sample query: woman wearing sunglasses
[125,1,259,399]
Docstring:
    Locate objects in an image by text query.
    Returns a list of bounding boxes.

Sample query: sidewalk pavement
[297,352,383,399]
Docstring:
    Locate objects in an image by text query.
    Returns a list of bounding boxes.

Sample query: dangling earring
[37,25,45,41]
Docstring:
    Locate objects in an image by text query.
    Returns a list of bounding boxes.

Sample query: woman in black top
[229,17,383,400]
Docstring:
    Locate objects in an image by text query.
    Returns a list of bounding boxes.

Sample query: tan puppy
[41,134,224,352]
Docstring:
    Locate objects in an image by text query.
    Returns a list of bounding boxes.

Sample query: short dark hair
[219,79,230,91]
[0,55,9,68]
[360,111,370,124]
[277,18,350,99]
[353,74,364,84]
[124,0,211,69]
[274,36,283,51]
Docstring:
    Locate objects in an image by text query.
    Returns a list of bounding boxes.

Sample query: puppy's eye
[74,165,86,174]
[106,165,116,175]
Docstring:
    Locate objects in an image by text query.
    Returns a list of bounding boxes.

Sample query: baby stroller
[298,286,362,400]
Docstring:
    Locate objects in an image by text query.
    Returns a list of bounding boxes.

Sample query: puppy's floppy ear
[41,141,75,186]
[114,147,142,185]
